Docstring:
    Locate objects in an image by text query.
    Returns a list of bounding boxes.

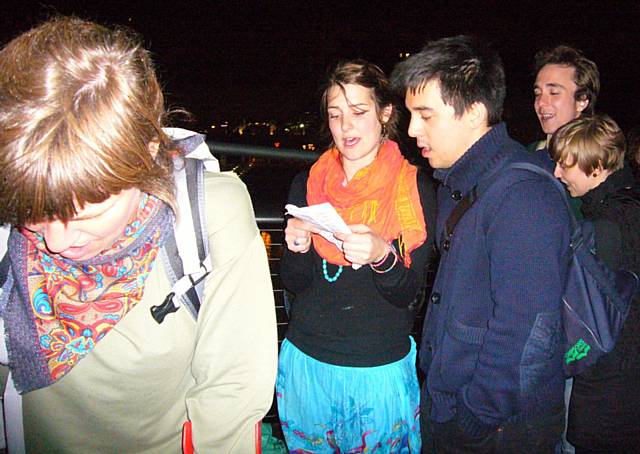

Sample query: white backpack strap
[165,128,217,277]
[0,226,8,260]
[163,127,220,173]
[151,129,216,324]
[151,253,212,323]
[173,159,203,276]
[0,225,9,309]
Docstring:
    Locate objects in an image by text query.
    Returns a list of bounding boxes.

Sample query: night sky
[3,0,640,143]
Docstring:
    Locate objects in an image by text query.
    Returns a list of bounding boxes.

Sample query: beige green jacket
[21,172,278,453]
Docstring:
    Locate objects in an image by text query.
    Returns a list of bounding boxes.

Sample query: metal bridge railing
[207,140,320,162]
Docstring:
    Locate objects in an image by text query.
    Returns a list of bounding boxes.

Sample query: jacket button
[430,292,441,304]
[451,190,462,201]
[442,239,451,251]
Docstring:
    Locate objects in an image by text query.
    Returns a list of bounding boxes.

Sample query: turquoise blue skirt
[276,338,421,453]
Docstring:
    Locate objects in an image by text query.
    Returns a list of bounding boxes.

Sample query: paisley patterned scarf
[306,140,427,267]
[1,194,173,393]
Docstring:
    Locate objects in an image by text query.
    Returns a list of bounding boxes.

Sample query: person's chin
[540,120,559,135]
[427,157,446,169]
[58,243,98,261]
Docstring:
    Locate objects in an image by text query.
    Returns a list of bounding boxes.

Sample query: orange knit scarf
[307,140,427,267]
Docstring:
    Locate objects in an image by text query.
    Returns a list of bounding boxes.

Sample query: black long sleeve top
[280,169,436,367]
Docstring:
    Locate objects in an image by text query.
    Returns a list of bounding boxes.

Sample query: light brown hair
[550,114,626,175]
[0,16,176,226]
[319,60,398,148]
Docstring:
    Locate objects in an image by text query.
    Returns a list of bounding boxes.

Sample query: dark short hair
[534,45,600,116]
[390,35,505,125]
[319,59,398,147]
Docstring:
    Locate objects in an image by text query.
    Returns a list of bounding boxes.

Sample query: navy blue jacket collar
[433,123,515,195]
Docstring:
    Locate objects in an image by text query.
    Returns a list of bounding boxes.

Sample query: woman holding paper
[277,60,436,452]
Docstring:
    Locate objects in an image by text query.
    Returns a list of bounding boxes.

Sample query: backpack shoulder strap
[0,225,10,290]
[0,225,10,319]
[443,163,510,240]
[444,161,576,241]
[505,162,577,229]
[151,130,219,324]
[444,186,479,239]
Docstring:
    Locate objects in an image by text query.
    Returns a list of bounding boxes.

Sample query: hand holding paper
[285,203,351,248]
[285,203,361,269]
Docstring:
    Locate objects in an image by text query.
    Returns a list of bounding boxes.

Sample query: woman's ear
[147,140,160,159]
[591,163,604,177]
[380,104,393,124]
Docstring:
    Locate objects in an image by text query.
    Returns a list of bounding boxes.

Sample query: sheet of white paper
[285,203,361,270]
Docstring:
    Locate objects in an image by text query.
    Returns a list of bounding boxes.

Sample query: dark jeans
[421,397,564,454]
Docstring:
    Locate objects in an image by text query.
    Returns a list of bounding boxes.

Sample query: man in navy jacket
[392,36,572,453]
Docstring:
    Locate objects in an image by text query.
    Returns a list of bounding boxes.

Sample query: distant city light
[260,231,272,258]
[207,116,315,147]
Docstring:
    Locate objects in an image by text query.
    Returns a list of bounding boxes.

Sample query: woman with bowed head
[277,60,436,453]
[0,17,277,453]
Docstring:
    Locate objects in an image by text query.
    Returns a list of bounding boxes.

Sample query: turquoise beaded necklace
[322,259,343,283]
